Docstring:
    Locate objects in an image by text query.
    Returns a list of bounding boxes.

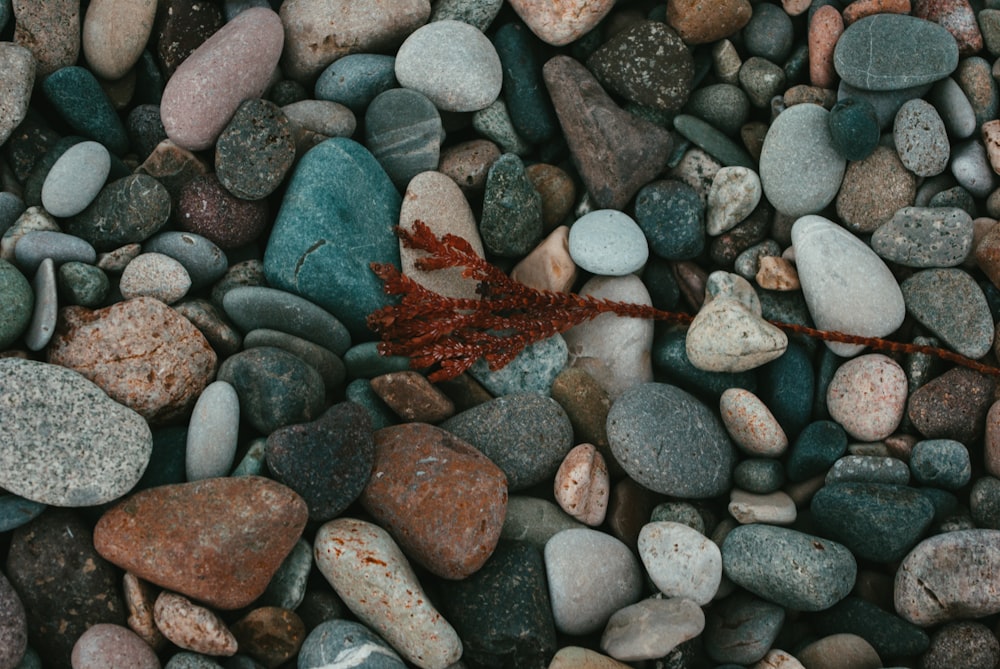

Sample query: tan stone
[13,0,80,76]
[438,139,501,196]
[123,573,166,651]
[548,646,631,668]
[753,649,806,669]
[796,633,882,669]
[983,120,1000,175]
[508,0,615,46]
[728,489,797,525]
[153,592,237,656]
[554,443,610,526]
[836,146,917,234]
[527,163,577,230]
[756,255,800,291]
[511,226,578,293]
[83,0,157,80]
[370,370,456,423]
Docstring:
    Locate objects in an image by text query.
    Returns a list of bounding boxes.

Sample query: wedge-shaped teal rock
[0,358,152,506]
[263,138,401,340]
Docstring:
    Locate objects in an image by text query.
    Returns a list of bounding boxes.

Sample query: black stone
[810,596,930,660]
[65,174,171,250]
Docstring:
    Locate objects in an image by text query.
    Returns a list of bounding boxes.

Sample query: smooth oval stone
[72,623,160,669]
[826,354,907,442]
[544,528,643,636]
[811,482,935,562]
[298,619,406,669]
[734,458,786,493]
[40,140,110,217]
[0,43,34,147]
[601,597,705,663]
[674,114,756,169]
[685,296,788,373]
[722,524,857,611]
[553,443,610,526]
[177,174,269,249]
[719,387,788,457]
[222,285,350,357]
[492,22,557,144]
[834,14,959,91]
[266,402,374,521]
[314,518,462,669]
[703,591,785,665]
[951,139,997,198]
[314,53,397,114]
[439,392,573,491]
[686,83,750,138]
[786,420,848,482]
[638,521,722,605]
[910,438,972,490]
[930,76,976,138]
[119,252,192,303]
[263,138,400,340]
[154,591,238,656]
[23,255,55,353]
[828,97,880,161]
[164,652,223,669]
[395,20,502,112]
[901,268,994,360]
[895,529,1000,626]
[41,66,128,155]
[894,98,949,177]
[13,230,97,274]
[480,152,543,257]
[66,174,171,251]
[607,382,736,498]
[160,7,284,151]
[143,230,228,291]
[568,209,649,276]
[759,104,846,217]
[185,380,239,481]
[0,358,152,506]
[244,328,345,390]
[502,496,584,548]
[215,98,295,200]
[635,179,704,260]
[365,88,442,191]
[792,215,905,356]
[82,0,156,80]
[94,476,308,610]
[217,347,326,435]
[826,455,911,485]
[871,206,973,268]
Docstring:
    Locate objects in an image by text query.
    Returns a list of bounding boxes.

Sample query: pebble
[759,103,845,217]
[177,174,269,250]
[673,114,756,168]
[13,230,96,275]
[931,76,977,138]
[607,382,736,498]
[502,496,584,548]
[601,597,705,662]
[894,98,950,176]
[895,529,1000,625]
[0,258,32,348]
[70,622,158,669]
[910,438,972,489]
[908,367,995,444]
[665,0,751,44]
[230,607,305,668]
[39,140,110,218]
[283,99,356,150]
[94,476,308,610]
[826,455,911,485]
[468,333,568,396]
[703,592,785,665]
[510,225,577,293]
[809,5,844,88]
[827,97,880,161]
[796,634,882,669]
[23,258,56,352]
[826,354,908,442]
[66,173,171,251]
[185,380,239,481]
[473,99,532,156]
[174,299,243,358]
[734,459,786,493]
[365,88,442,192]
[833,14,959,91]
[0,569,27,669]
[901,268,993,359]
[567,209,648,276]
[480,153,543,257]
[685,84,750,138]
[370,370,454,422]
[42,66,128,156]
[812,595,930,659]
[871,206,974,268]
[0,494,45,533]
[544,528,644,636]
[686,295,788,373]
[706,167,761,236]
[297,619,405,669]
[836,145,917,234]
[122,572,165,652]
[154,0,223,77]
[11,0,78,75]
[163,653,222,669]
[739,57,787,109]
[952,139,997,198]
[215,99,295,201]
[222,286,350,357]
[81,0,155,80]
[791,215,906,356]
[154,592,238,657]
[0,43,32,141]
[728,489,797,525]
[314,54,397,114]
[638,521,722,605]
[160,7,284,151]
[633,179,705,260]
[119,252,192,303]
[721,524,857,611]
[314,517,463,669]
[508,0,614,46]
[553,443,610,526]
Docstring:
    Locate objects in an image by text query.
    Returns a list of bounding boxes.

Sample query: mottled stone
[553,443,610,526]
[872,206,974,268]
[177,174,269,250]
[908,367,995,443]
[154,592,238,656]
[94,476,308,610]
[370,371,455,423]
[601,597,705,663]
[638,521,722,605]
[480,153,543,257]
[41,66,128,156]
[298,619,405,669]
[119,252,191,304]
[826,354,908,442]
[507,0,614,46]
[703,592,785,665]
[65,174,171,251]
[901,268,994,360]
[0,570,27,669]
[894,98,950,177]
[215,99,296,201]
[665,0,751,44]
[13,0,80,76]
[230,607,305,668]
[0,43,35,147]
[0,258,33,348]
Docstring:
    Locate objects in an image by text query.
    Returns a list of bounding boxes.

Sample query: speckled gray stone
[901,268,993,360]
[222,286,351,356]
[871,207,973,268]
[894,99,950,177]
[13,230,97,274]
[143,231,228,292]
[0,358,152,506]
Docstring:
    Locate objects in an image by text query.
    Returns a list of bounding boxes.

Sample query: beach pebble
[370,371,454,423]
[71,623,159,669]
[952,139,997,198]
[638,521,722,605]
[826,354,908,442]
[119,252,191,304]
[314,517,462,669]
[665,0,751,44]
[836,145,917,234]
[23,258,56,352]
[600,597,705,662]
[502,496,584,548]
[298,619,405,669]
[796,634,881,669]
[826,455,911,485]
[94,476,307,610]
[0,258,32,348]
[13,0,80,77]
[40,140,110,218]
[568,210,648,276]
[177,174,269,250]
[230,607,305,668]
[544,528,644,636]
[82,0,157,80]
[634,179,705,260]
[706,167,761,236]
[686,296,788,373]
[553,443,610,526]
[791,215,906,356]
[923,621,1000,669]
[728,489,797,525]
[313,53,397,114]
[507,0,614,46]
[909,438,972,489]
[901,268,994,359]
[215,99,296,201]
[154,592,237,657]
[907,367,995,444]
[510,226,577,293]
[13,230,97,274]
[703,592,785,665]
[185,380,239,481]
[0,43,34,147]
[871,206,974,268]
[894,98,950,177]
[480,153,543,257]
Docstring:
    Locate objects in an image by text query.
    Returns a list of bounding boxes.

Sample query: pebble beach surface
[7,1,1000,668]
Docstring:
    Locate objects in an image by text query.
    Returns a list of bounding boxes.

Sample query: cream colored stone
[554,443,610,526]
[728,489,797,525]
[153,591,237,656]
[511,226,578,293]
[507,0,615,46]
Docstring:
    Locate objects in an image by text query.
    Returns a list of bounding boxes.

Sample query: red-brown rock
[94,476,308,610]
[47,296,217,423]
[231,607,306,669]
[665,0,752,44]
[360,423,508,579]
[907,367,996,444]
[914,0,983,55]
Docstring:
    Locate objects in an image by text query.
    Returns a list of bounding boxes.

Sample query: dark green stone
[343,341,413,379]
[65,174,171,251]
[828,98,880,161]
[734,459,785,494]
[786,420,847,482]
[810,482,935,562]
[810,596,930,659]
[652,330,758,400]
[919,486,960,524]
[57,261,110,307]
[215,99,296,201]
[673,114,755,168]
[41,66,128,156]
[634,179,705,260]
[480,153,543,257]
[971,476,1000,529]
[0,258,32,349]
[642,256,680,312]
[758,341,814,440]
[494,22,558,144]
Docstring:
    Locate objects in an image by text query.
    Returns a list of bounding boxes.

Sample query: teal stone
[810,482,935,562]
[783,43,810,85]
[837,81,930,129]
[343,341,413,378]
[493,22,558,144]
[480,153,543,257]
[825,455,911,485]
[345,378,397,430]
[722,524,856,612]
[901,268,994,360]
[811,596,930,660]
[833,14,959,91]
[0,258,32,349]
[431,0,503,31]
[971,476,1000,529]
[231,438,267,477]
[919,486,960,524]
[812,346,841,419]
[703,592,785,666]
[66,174,171,250]
[910,438,971,490]
[41,66,129,155]
[684,83,750,137]
[828,98,880,161]
[733,459,785,494]
[649,502,705,533]
[758,341,814,439]
[472,100,532,155]
[786,420,848,482]
[136,426,187,491]
[928,186,976,216]
[468,333,567,396]
[651,330,759,400]
[57,261,110,307]
[0,0,9,32]
[634,179,705,260]
[672,114,755,168]
[263,138,402,341]
[365,88,442,190]
[0,494,45,532]
[314,54,397,114]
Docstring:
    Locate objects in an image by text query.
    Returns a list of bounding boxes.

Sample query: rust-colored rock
[47,297,217,423]
[842,0,911,24]
[231,607,306,669]
[809,5,844,88]
[914,0,983,55]
[370,370,456,423]
[94,476,308,610]
[907,367,996,444]
[360,423,508,579]
[665,0,752,45]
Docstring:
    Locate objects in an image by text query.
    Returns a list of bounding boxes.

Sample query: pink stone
[826,354,908,442]
[508,0,615,46]
[510,226,578,293]
[153,592,237,656]
[160,8,284,151]
[554,443,610,526]
[71,623,160,669]
[914,0,983,55]
[808,5,844,88]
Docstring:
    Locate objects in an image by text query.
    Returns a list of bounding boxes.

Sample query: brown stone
[842,0,911,24]
[957,57,997,126]
[370,370,455,423]
[756,256,800,291]
[13,0,81,76]
[554,443,610,526]
[543,55,673,211]
[783,85,837,110]
[665,0,752,45]
[434,372,494,413]
[549,366,617,472]
[438,139,501,197]
[510,225,578,293]
[907,367,996,444]
[123,573,166,651]
[153,591,238,656]
[914,0,983,55]
[836,146,917,234]
[526,163,576,231]
[231,607,306,669]
[135,139,210,218]
[93,476,308,610]
[47,297,217,423]
[360,423,508,579]
[607,478,661,550]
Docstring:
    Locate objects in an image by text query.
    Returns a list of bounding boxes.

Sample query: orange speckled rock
[360,423,508,579]
[914,0,983,55]
[809,5,844,88]
[842,0,911,25]
[94,476,308,610]
[153,591,237,656]
[720,387,789,457]
[47,296,216,424]
[666,0,752,45]
[553,443,610,526]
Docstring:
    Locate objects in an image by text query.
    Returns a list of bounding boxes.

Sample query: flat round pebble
[40,140,110,217]
[185,380,239,481]
[177,174,269,250]
[222,285,350,356]
[314,53,397,114]
[215,99,295,201]
[719,387,788,457]
[634,179,705,260]
[703,591,785,665]
[826,354,908,442]
[394,20,501,113]
[568,209,648,276]
[154,592,237,657]
[638,521,722,605]
[119,252,192,303]
[71,623,160,669]
[298,619,405,669]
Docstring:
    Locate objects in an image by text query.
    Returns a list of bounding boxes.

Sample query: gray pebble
[901,268,993,360]
[0,192,25,237]
[703,591,785,666]
[143,231,228,291]
[298,619,405,669]
[738,56,786,109]
[501,496,583,548]
[894,98,949,177]
[951,139,997,198]
[929,77,977,138]
[24,258,57,351]
[257,538,312,611]
[186,380,240,481]
[222,285,351,356]
[430,0,502,30]
[13,230,97,274]
[365,88,443,191]
[826,455,911,485]
[471,99,532,156]
[0,494,46,533]
[40,140,110,217]
[243,328,346,390]
[172,299,243,358]
[314,54,397,114]
[568,210,649,276]
[871,206,974,268]
[468,333,567,396]
[119,252,192,304]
